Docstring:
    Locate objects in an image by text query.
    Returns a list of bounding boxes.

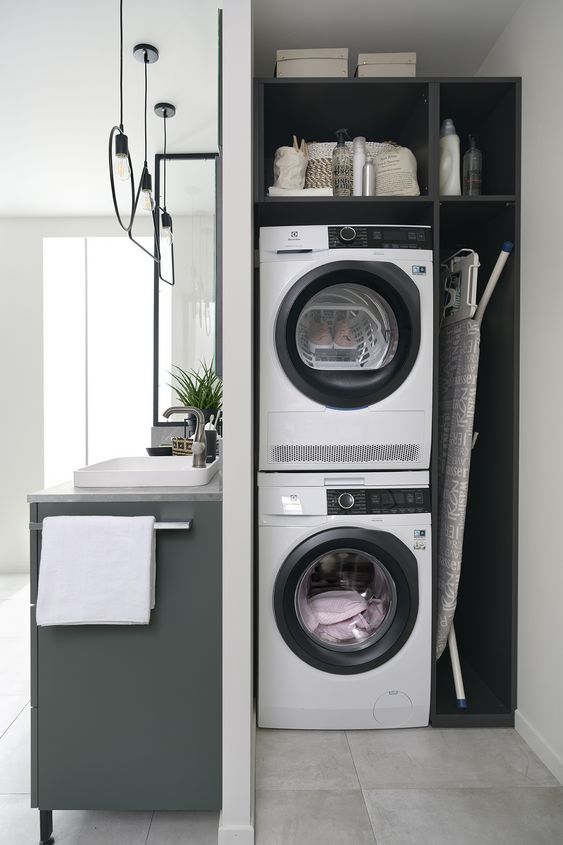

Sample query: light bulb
[140,167,154,211]
[115,153,131,181]
[114,132,131,181]
[161,211,173,244]
[142,188,154,211]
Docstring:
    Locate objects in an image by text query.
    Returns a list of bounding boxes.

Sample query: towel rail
[29,520,192,532]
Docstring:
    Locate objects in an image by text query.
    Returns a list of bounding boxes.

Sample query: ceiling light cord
[119,0,124,130]
[163,115,167,210]
[143,52,148,164]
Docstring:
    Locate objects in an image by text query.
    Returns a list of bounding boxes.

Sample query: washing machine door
[275,260,420,409]
[273,527,419,675]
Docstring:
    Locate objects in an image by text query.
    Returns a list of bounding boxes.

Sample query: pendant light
[155,102,176,286]
[128,43,161,262]
[108,0,135,230]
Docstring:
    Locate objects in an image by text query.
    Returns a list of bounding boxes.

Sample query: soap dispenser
[332,128,352,196]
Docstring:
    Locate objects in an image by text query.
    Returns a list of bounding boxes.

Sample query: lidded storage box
[357,52,416,78]
[276,48,348,78]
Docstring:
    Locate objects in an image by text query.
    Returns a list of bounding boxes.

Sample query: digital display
[368,229,409,244]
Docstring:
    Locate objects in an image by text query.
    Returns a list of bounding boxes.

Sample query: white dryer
[259,224,433,471]
[258,471,431,730]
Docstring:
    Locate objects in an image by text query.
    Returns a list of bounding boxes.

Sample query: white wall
[0,217,152,574]
[478,0,563,783]
[220,1,255,843]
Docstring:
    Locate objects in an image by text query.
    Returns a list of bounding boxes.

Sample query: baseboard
[515,709,563,786]
[218,817,254,845]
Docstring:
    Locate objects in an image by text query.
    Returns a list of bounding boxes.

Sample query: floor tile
[0,695,28,737]
[0,797,152,845]
[256,729,360,791]
[0,576,29,602]
[0,597,30,638]
[0,706,30,793]
[363,787,563,845]
[256,789,376,845]
[148,811,219,844]
[0,637,30,696]
[346,726,557,789]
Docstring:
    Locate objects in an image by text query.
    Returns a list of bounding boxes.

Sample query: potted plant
[169,361,223,436]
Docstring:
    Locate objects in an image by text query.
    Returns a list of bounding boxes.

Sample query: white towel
[36,516,156,626]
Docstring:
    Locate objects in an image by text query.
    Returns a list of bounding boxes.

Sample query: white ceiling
[253,0,523,78]
[1,0,220,217]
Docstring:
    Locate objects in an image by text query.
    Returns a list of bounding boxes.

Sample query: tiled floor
[1,574,563,844]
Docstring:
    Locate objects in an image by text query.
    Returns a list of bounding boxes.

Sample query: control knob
[338,492,355,510]
[339,226,357,243]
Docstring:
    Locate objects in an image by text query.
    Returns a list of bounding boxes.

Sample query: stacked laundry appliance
[257,224,433,729]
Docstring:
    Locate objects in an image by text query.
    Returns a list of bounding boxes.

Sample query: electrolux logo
[289,230,300,240]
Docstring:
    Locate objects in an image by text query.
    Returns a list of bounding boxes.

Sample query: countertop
[28,473,223,503]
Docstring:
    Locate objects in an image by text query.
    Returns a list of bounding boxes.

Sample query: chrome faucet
[162,406,207,468]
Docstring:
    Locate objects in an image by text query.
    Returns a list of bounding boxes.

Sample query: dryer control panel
[328,225,432,250]
[327,487,431,515]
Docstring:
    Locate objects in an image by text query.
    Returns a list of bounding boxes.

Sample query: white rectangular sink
[74,455,221,488]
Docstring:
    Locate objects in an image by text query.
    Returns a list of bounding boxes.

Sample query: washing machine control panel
[328,225,432,250]
[327,487,431,515]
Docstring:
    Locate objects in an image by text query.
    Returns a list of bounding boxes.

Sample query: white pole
[473,242,513,327]
[448,623,468,709]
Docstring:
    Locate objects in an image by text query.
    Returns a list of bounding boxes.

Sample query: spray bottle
[332,128,352,196]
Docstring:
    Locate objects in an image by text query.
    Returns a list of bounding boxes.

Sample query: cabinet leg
[39,810,54,844]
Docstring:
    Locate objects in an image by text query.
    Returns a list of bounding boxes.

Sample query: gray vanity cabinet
[29,499,221,812]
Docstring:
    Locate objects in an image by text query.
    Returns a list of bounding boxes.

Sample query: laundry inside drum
[296,283,399,371]
[295,549,397,651]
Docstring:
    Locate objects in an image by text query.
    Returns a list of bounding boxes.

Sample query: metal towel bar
[29,520,192,531]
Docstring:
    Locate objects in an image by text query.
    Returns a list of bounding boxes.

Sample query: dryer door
[273,527,419,675]
[275,260,421,409]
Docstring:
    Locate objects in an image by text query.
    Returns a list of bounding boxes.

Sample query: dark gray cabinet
[30,499,222,815]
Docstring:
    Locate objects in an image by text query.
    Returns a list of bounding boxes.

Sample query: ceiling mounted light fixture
[154,102,176,286]
[128,42,161,262]
[108,0,135,231]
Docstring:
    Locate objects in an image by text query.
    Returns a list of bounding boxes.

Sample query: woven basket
[305,141,396,189]
[171,436,193,456]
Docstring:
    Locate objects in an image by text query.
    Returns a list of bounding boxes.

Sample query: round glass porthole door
[275,261,421,409]
[274,527,419,675]
[296,284,399,373]
[295,549,397,651]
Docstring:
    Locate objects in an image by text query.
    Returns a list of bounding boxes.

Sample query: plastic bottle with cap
[439,118,461,196]
[352,136,366,196]
[332,128,352,196]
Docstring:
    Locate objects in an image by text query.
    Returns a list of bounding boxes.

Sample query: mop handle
[473,241,513,327]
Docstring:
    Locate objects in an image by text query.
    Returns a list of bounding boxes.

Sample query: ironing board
[436,242,513,705]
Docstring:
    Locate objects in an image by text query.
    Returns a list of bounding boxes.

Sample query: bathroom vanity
[27,478,222,841]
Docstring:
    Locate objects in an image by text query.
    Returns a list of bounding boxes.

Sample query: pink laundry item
[308,590,368,625]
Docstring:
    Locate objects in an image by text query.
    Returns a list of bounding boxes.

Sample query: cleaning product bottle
[463,134,482,196]
[332,128,352,196]
[439,118,461,196]
[362,156,376,196]
[352,136,366,196]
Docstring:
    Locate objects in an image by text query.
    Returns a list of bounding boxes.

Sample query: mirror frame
[153,152,222,426]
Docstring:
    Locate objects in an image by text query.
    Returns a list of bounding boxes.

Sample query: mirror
[153,154,220,424]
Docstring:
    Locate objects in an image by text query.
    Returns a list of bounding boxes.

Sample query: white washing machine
[259,224,433,471]
[258,471,431,730]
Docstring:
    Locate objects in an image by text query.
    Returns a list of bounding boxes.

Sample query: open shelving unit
[254,76,521,728]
